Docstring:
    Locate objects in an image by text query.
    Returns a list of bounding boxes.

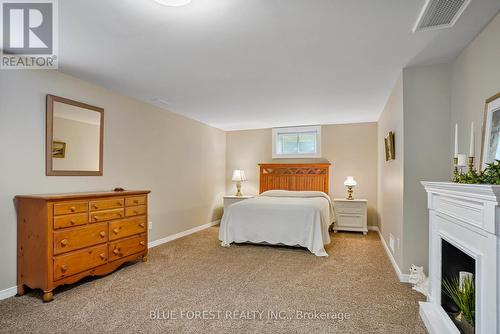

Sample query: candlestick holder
[453,157,459,182]
[468,156,475,176]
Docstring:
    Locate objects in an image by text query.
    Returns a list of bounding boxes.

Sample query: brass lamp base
[346,186,354,200]
[235,182,243,197]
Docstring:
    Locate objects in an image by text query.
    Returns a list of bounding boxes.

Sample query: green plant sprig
[454,159,500,184]
[442,276,475,326]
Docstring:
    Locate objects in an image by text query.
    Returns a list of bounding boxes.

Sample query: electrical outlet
[389,233,395,253]
[148,221,153,230]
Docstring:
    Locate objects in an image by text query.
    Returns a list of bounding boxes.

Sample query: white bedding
[219,190,334,256]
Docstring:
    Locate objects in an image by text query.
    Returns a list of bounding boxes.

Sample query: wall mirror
[46,95,104,176]
[480,92,500,171]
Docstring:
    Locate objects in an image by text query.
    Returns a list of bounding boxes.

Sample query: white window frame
[272,125,322,159]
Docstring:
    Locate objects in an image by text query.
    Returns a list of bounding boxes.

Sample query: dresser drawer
[125,196,147,207]
[125,205,147,217]
[53,244,108,280]
[109,216,147,241]
[89,208,124,223]
[109,234,147,261]
[336,207,365,214]
[337,214,364,228]
[54,201,88,216]
[335,201,366,209]
[89,198,124,211]
[53,213,88,229]
[54,222,108,255]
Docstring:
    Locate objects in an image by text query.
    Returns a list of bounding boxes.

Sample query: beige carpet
[0,227,427,334]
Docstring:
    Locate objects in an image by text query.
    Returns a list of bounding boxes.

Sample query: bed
[219,163,333,256]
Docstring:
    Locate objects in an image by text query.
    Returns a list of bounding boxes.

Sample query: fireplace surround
[421,182,500,334]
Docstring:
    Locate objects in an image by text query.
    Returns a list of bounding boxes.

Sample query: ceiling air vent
[413,0,471,32]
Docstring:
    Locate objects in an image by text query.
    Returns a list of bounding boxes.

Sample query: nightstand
[223,195,253,211]
[333,198,368,235]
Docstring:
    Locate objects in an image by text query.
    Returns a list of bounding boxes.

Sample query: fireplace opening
[441,239,475,333]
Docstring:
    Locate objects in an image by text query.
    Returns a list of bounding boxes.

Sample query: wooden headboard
[259,163,331,194]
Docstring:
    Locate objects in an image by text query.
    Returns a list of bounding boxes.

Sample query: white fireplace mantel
[421,182,500,334]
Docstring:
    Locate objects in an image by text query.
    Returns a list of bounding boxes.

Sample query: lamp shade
[344,176,357,187]
[232,170,247,182]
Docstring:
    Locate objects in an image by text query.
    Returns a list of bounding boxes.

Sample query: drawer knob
[139,222,145,228]
[99,253,106,260]
[70,219,76,225]
[113,227,120,234]
[60,239,68,246]
[113,249,120,255]
[117,202,122,206]
[61,265,68,273]
[70,206,76,212]
[133,200,139,204]
[139,241,145,246]
[117,213,123,217]
[94,216,99,221]
[92,204,98,209]
[99,231,106,238]
[134,210,139,214]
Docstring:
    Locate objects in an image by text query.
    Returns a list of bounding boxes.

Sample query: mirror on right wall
[480,92,500,171]
[46,95,104,176]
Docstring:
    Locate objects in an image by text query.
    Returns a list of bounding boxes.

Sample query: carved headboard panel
[258,163,331,194]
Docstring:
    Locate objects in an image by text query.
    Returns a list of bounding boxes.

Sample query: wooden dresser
[15,190,150,302]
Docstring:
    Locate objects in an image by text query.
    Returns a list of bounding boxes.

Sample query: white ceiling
[58,0,500,130]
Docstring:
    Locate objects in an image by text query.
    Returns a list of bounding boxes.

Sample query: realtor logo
[1,0,58,69]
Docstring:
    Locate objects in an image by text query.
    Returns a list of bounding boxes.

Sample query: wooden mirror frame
[46,94,104,176]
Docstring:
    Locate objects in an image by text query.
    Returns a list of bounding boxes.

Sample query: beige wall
[226,123,378,226]
[378,65,452,275]
[323,123,378,226]
[0,70,226,292]
[451,12,500,165]
[377,74,404,269]
[402,64,451,272]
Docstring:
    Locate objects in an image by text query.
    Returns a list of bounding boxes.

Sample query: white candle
[469,122,475,157]
[454,123,458,158]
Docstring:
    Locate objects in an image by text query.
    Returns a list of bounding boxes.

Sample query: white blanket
[219,190,334,256]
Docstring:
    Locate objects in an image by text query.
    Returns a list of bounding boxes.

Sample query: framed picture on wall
[480,92,500,170]
[384,132,395,161]
[52,141,66,158]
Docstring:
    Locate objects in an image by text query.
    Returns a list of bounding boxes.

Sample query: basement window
[272,126,321,158]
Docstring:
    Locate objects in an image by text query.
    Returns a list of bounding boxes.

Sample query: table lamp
[232,170,247,196]
[344,176,357,200]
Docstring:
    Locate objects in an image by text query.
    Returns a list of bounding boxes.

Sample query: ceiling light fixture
[154,0,192,7]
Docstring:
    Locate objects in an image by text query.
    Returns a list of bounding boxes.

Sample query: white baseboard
[148,220,220,249]
[369,226,410,283]
[0,286,17,301]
